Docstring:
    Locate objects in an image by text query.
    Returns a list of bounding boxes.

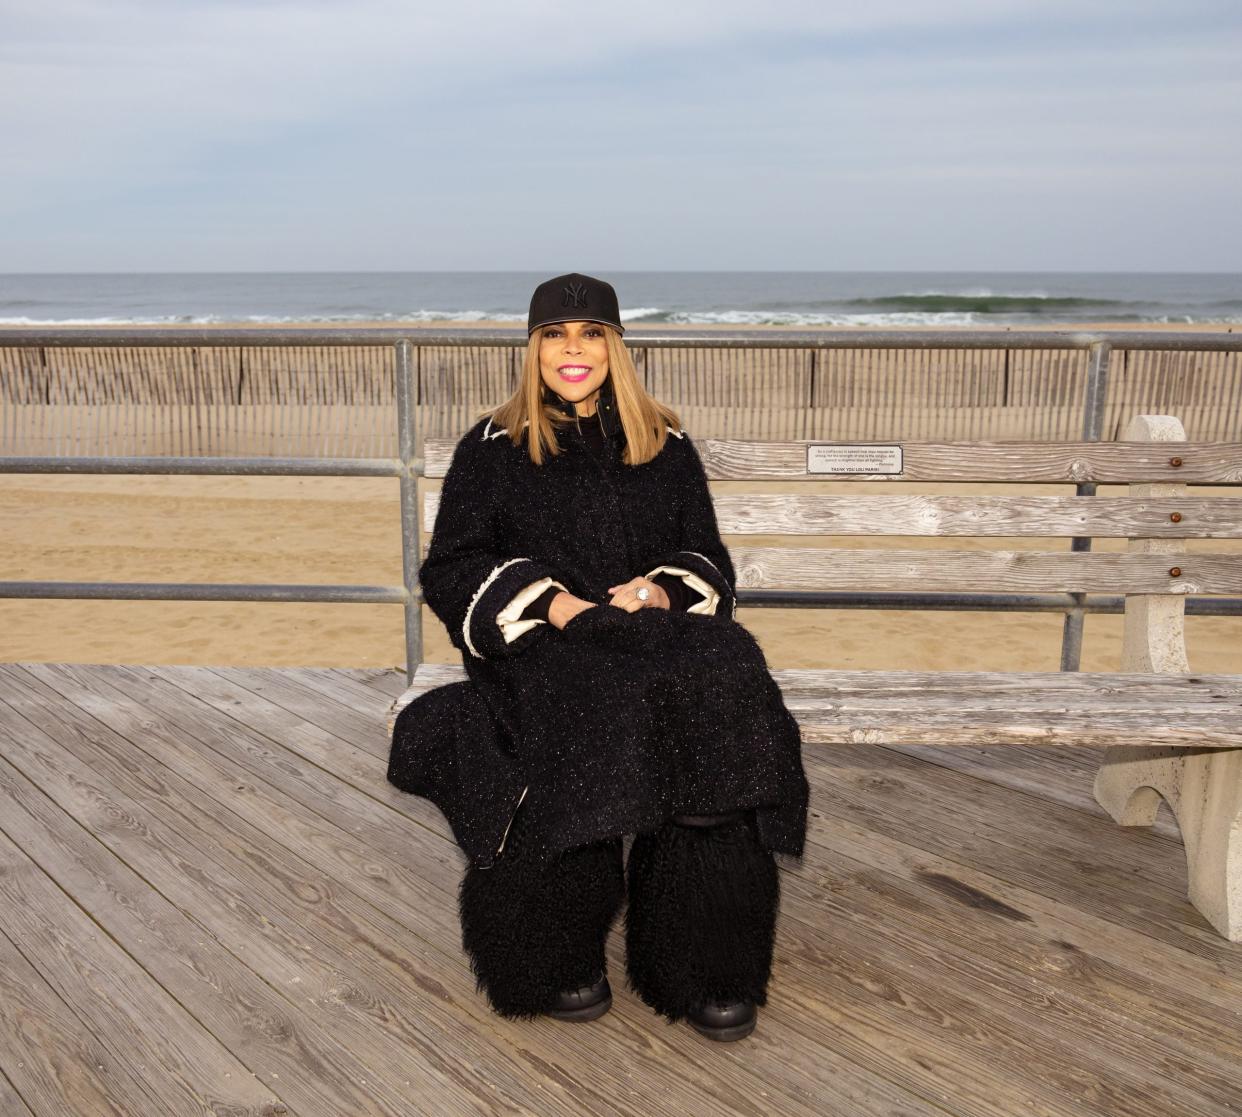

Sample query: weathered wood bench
[388,414,1242,941]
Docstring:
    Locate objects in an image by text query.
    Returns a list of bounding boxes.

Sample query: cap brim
[528,316,624,335]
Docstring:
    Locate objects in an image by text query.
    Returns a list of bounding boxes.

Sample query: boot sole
[545,993,612,1022]
[688,1013,757,1042]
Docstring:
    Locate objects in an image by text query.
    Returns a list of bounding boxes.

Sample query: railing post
[395,338,422,687]
[1061,340,1111,671]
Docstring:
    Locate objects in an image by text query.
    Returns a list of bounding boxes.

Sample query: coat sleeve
[648,569,702,611]
[642,431,737,619]
[419,422,570,659]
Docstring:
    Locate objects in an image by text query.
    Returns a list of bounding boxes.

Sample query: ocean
[0,271,1239,328]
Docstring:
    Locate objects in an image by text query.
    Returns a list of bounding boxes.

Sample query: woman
[388,272,808,1042]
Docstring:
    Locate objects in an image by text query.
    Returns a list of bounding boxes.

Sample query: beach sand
[2,319,1239,674]
[3,471,1241,674]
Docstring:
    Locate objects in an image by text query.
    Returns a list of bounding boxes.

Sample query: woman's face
[538,320,610,415]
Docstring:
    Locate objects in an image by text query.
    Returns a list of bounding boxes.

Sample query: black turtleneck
[518,408,700,621]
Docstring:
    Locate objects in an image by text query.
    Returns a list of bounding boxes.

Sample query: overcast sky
[2,0,1239,273]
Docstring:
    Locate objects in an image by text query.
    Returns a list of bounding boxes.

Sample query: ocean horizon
[1,270,1240,328]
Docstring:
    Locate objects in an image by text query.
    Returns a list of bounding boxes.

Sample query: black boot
[458,799,625,1020]
[545,973,613,1022]
[624,810,780,1039]
[687,998,757,1042]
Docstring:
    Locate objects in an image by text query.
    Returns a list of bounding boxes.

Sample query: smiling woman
[387,271,809,1043]
[540,319,609,404]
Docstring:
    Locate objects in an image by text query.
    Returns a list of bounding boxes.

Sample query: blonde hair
[482,324,682,466]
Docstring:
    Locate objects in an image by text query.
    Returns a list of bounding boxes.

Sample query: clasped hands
[548,576,670,630]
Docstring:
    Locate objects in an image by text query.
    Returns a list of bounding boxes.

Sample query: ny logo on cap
[561,282,589,309]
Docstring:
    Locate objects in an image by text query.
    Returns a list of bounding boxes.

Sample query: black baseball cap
[527,272,625,335]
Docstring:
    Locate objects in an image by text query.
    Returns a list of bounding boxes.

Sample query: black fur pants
[457,804,781,1021]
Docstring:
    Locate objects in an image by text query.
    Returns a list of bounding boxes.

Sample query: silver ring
[635,586,650,602]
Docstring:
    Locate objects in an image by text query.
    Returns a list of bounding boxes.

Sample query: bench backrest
[422,414,1242,602]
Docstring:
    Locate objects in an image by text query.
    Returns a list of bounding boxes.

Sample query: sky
[2,0,1240,273]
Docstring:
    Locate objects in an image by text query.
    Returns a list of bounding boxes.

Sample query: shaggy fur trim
[458,803,625,1019]
[624,813,780,1022]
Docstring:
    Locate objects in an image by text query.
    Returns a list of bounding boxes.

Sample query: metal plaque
[806,444,904,475]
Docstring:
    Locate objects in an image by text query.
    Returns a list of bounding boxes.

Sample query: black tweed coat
[387,385,809,869]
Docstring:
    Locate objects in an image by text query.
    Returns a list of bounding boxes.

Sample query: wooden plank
[385,661,475,728]
[786,716,1242,751]
[147,665,942,1117]
[412,538,1242,593]
[724,546,1242,594]
[883,741,1140,816]
[385,663,1242,746]
[882,742,1185,845]
[424,492,1242,538]
[0,1069,34,1117]
[424,437,1242,482]
[0,665,558,1117]
[165,665,1242,1113]
[782,684,1242,715]
[802,746,1209,945]
[0,819,287,1116]
[700,438,1242,484]
[0,750,412,1117]
[285,664,409,708]
[769,666,1238,694]
[764,848,1242,1115]
[350,665,415,702]
[393,664,1242,703]
[385,670,1242,750]
[0,922,159,1117]
[780,813,1242,1115]
[11,664,1242,1115]
[800,777,1242,1003]
[4,664,907,1117]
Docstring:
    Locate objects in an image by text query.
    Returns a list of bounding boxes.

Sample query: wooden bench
[388,414,1242,941]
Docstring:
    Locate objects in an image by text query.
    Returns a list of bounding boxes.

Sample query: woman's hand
[606,576,670,613]
[548,579,669,629]
[548,591,597,630]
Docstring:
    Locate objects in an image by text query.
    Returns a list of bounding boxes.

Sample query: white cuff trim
[462,557,529,659]
[496,577,569,644]
[680,550,736,618]
[644,564,720,617]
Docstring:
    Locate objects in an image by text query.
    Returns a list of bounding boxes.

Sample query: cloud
[1,0,1239,269]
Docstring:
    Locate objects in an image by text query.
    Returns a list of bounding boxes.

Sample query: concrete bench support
[1093,415,1242,941]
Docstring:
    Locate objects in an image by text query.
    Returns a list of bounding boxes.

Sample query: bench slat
[793,719,1242,748]
[771,666,1220,694]
[727,547,1242,594]
[423,492,1242,538]
[387,664,1242,748]
[413,541,1242,594]
[423,438,1242,483]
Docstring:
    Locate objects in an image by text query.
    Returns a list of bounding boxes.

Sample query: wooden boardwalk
[1,662,1240,1117]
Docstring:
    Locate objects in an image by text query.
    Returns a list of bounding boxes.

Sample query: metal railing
[3,326,1241,684]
